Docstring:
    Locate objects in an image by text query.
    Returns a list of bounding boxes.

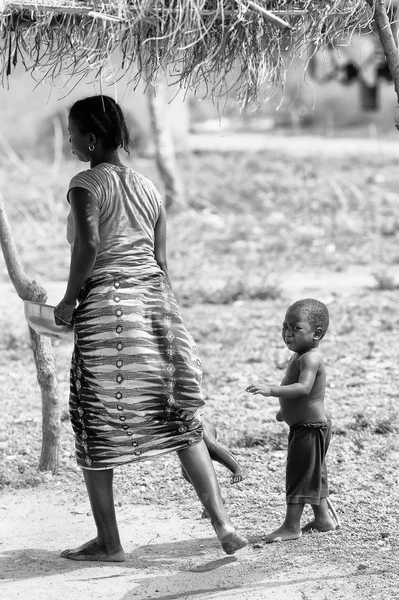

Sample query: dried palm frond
[0,1,373,105]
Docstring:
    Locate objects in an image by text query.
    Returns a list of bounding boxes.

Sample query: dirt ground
[1,273,398,600]
[0,484,395,600]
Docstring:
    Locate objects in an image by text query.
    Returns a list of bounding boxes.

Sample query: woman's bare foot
[61,538,126,562]
[301,517,336,533]
[219,531,249,555]
[212,523,248,554]
[264,525,302,543]
[230,469,247,484]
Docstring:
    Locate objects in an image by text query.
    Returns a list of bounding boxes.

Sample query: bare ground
[1,273,399,600]
[0,485,395,600]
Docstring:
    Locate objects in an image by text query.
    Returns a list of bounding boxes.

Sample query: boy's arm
[247,353,320,399]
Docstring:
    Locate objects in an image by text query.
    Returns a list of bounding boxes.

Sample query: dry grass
[0,1,372,105]
[1,146,399,303]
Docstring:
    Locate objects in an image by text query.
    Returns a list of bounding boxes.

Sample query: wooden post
[365,1,399,125]
[146,74,184,210]
[0,194,60,472]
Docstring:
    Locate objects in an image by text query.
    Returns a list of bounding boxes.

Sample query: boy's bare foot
[301,518,336,533]
[230,469,247,484]
[264,525,302,543]
[61,538,126,562]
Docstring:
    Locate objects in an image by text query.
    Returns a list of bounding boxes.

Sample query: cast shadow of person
[0,536,237,581]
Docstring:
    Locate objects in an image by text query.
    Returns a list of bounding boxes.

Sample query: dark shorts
[286,418,332,505]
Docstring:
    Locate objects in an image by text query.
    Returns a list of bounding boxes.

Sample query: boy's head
[287,298,329,338]
[283,298,329,352]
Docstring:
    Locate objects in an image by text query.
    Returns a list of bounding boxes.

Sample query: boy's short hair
[288,298,330,339]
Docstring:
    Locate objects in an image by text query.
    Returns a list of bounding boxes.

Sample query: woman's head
[68,95,132,160]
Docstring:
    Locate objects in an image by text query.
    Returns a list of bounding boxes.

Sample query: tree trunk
[147,75,184,210]
[366,1,399,114]
[0,194,60,472]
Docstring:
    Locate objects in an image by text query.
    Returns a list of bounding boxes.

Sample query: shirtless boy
[246,298,336,542]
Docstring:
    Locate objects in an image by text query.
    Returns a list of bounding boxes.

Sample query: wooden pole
[365,0,399,126]
[146,74,184,210]
[0,194,60,472]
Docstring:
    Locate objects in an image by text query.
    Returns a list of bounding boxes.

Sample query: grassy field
[2,142,399,295]
[1,142,399,597]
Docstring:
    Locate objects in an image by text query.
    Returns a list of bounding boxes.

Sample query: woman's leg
[61,468,126,562]
[177,440,248,554]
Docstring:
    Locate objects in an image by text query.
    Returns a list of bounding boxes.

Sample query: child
[246,298,336,542]
[181,416,246,517]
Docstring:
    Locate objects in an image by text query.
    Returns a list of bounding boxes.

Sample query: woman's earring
[88,143,95,152]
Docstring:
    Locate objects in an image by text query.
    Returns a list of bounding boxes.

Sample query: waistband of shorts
[290,417,331,432]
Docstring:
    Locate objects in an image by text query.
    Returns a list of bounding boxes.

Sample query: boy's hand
[246,384,272,397]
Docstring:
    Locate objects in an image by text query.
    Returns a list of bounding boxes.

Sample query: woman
[54,95,247,562]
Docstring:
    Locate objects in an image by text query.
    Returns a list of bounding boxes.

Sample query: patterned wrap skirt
[69,272,205,469]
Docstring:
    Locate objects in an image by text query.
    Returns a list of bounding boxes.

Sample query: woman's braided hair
[69,95,132,153]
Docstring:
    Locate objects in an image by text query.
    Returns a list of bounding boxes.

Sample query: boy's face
[282,309,322,354]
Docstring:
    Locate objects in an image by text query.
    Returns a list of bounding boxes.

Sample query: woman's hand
[54,298,75,326]
[246,383,272,397]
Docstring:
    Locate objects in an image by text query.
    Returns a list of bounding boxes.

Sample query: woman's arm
[154,204,172,289]
[54,187,100,325]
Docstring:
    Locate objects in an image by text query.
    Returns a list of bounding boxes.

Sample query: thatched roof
[0,1,372,105]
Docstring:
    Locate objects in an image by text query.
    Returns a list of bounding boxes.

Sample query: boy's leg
[302,461,336,531]
[302,420,336,532]
[61,468,126,562]
[265,503,304,542]
[203,419,246,483]
[177,439,248,554]
[265,424,316,543]
[302,497,336,532]
[205,441,246,483]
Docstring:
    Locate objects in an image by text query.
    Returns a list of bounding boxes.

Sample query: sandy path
[0,486,383,600]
